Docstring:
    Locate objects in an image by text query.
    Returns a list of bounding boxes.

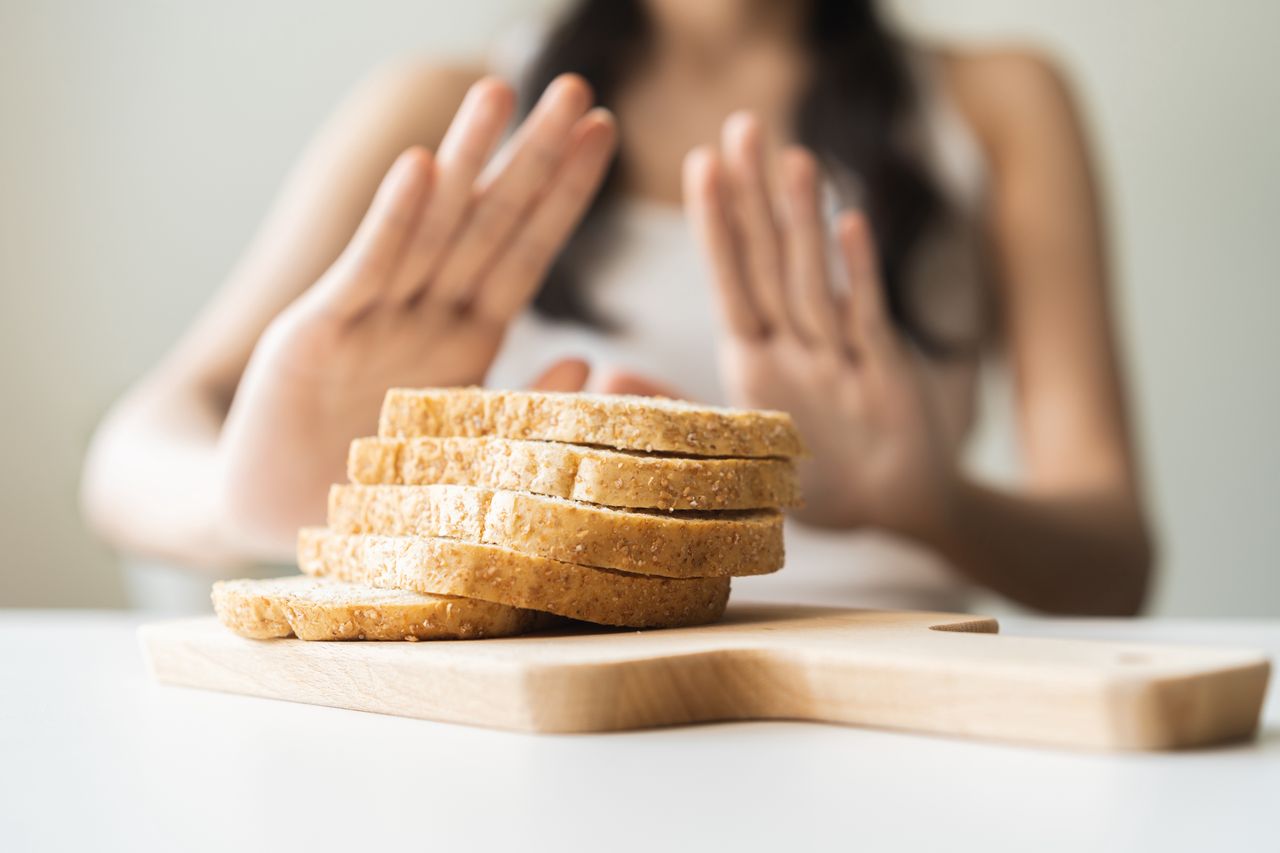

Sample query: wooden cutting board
[139,604,1270,750]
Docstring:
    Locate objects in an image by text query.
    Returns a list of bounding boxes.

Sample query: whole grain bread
[378,387,804,458]
[328,483,783,577]
[348,436,800,511]
[297,529,730,628]
[211,575,541,641]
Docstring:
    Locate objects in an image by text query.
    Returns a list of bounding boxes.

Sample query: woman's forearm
[922,478,1154,615]
[80,381,292,571]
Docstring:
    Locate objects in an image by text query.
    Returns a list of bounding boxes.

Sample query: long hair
[522,0,955,355]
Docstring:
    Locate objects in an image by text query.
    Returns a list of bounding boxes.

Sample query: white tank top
[487,47,1020,612]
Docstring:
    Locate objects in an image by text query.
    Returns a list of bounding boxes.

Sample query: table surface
[2,609,1277,853]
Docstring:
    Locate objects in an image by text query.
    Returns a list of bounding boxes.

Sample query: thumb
[527,357,590,392]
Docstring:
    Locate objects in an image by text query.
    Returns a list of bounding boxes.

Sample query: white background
[1,0,1277,614]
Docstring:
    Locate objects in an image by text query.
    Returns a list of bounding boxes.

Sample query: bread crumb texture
[297,529,731,628]
[348,436,801,510]
[211,575,541,641]
[328,483,784,577]
[378,388,804,458]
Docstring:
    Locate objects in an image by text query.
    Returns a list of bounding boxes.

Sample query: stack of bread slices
[213,387,803,641]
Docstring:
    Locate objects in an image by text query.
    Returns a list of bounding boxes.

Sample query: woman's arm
[683,51,1152,615]
[82,63,482,570]
[82,65,617,570]
[935,50,1153,613]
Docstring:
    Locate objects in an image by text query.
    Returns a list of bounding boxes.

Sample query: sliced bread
[211,575,541,641]
[297,529,730,628]
[377,387,804,458]
[348,436,800,511]
[327,483,784,577]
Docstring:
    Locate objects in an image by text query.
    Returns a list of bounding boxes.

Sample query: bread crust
[297,529,731,628]
[348,436,801,510]
[211,576,541,641]
[328,483,784,577]
[378,388,804,458]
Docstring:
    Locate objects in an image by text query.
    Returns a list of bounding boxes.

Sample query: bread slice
[348,436,801,511]
[378,387,804,458]
[327,483,784,577]
[298,529,730,628]
[211,575,541,641]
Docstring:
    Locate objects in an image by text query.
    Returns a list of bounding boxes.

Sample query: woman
[82,0,1153,614]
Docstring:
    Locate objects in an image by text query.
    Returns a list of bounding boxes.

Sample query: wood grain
[139,604,1271,750]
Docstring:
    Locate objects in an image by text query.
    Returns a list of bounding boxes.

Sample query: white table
[2,611,1277,853]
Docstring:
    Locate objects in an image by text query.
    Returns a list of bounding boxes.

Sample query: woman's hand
[532,358,688,399]
[683,112,954,538]
[217,74,616,552]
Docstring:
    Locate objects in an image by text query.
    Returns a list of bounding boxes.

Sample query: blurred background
[1,0,1276,615]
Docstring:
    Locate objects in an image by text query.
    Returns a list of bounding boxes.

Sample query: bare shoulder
[932,46,1086,155]
[357,58,488,105]
[334,58,490,145]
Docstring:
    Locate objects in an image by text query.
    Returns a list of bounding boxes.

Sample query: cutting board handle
[727,621,1270,749]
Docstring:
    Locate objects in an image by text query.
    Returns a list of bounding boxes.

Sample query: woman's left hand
[683,112,955,538]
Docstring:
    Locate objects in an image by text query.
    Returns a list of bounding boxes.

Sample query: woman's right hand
[216,74,616,554]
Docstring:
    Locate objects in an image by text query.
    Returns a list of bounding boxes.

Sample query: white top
[5,610,1275,852]
[487,50,1015,612]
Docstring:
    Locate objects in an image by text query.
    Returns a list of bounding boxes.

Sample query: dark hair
[522,0,955,355]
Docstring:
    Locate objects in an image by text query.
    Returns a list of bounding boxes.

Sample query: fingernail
[725,110,759,138]
[550,74,592,106]
[391,147,427,179]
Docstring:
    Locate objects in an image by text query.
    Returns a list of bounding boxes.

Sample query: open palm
[218,75,616,550]
[684,113,955,536]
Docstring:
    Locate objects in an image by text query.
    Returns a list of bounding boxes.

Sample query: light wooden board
[139,604,1271,750]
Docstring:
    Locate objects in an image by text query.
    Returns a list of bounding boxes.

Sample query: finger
[426,74,594,309]
[721,111,789,334]
[528,357,590,391]
[385,77,515,303]
[595,369,687,400]
[470,108,616,322]
[311,147,433,317]
[780,147,841,347]
[837,210,893,356]
[683,145,764,339]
